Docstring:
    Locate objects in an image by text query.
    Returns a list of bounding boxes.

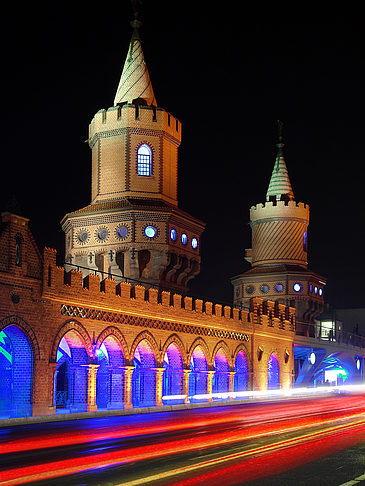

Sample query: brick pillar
[123,365,135,409]
[207,371,215,401]
[33,360,58,416]
[253,366,267,390]
[155,367,165,406]
[84,364,99,412]
[229,371,236,399]
[183,369,191,404]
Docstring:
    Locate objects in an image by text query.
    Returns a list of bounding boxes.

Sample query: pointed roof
[114,18,157,107]
[266,121,294,202]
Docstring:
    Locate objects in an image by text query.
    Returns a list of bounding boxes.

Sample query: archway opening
[96,335,125,409]
[55,330,88,413]
[163,342,184,404]
[267,353,280,390]
[234,350,249,392]
[132,339,156,408]
[0,325,33,418]
[189,345,208,401]
[213,348,230,396]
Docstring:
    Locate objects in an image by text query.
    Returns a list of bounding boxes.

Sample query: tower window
[303,231,307,252]
[137,144,152,176]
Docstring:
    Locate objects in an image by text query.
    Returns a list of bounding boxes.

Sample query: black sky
[2,3,364,309]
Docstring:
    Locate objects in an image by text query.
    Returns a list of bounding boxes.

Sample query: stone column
[123,365,135,409]
[229,371,236,399]
[155,367,165,407]
[85,364,99,412]
[32,360,58,416]
[182,369,191,404]
[207,370,215,401]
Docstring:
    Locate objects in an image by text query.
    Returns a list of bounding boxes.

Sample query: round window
[144,225,157,238]
[170,228,177,241]
[117,226,128,239]
[314,286,318,294]
[319,288,323,296]
[77,230,89,243]
[260,284,269,293]
[275,284,283,292]
[293,283,302,292]
[246,285,255,294]
[191,237,198,249]
[181,233,188,245]
[97,228,109,241]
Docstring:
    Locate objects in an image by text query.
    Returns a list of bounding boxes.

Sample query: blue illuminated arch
[212,347,230,395]
[234,350,249,392]
[267,353,280,390]
[0,325,33,418]
[163,342,184,404]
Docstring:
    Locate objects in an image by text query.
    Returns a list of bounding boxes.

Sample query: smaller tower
[232,122,326,335]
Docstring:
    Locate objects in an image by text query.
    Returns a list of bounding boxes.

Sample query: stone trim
[60,304,250,342]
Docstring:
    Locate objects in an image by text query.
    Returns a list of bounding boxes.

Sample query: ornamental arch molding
[96,326,129,362]
[188,337,211,368]
[161,334,187,368]
[233,343,251,367]
[212,341,232,369]
[51,319,93,362]
[0,315,40,360]
[130,330,160,366]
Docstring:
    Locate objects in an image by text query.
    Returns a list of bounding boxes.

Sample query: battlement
[88,104,181,145]
[250,199,309,223]
[42,248,295,336]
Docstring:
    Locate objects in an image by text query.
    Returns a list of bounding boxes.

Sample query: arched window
[137,144,152,176]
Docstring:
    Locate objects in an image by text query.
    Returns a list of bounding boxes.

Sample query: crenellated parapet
[89,104,181,149]
[42,248,295,340]
[250,200,309,224]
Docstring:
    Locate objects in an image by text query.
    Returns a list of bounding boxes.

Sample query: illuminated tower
[61,15,205,294]
[232,122,326,335]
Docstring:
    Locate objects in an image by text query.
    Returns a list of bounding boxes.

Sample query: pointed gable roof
[114,19,157,107]
[266,121,294,202]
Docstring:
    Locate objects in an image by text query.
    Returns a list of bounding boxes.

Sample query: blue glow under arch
[0,325,33,418]
[267,353,280,390]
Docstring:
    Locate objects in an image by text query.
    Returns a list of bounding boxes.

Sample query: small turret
[231,122,326,334]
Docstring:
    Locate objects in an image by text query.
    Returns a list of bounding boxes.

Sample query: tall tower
[232,122,326,335]
[61,14,205,294]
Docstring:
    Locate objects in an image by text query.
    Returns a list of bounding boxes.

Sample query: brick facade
[0,214,295,416]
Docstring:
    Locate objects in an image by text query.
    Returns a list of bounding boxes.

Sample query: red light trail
[1,394,365,485]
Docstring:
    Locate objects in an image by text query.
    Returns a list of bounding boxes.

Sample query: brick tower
[232,122,326,335]
[61,15,205,294]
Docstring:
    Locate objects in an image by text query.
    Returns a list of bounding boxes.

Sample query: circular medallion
[116,225,128,239]
[96,227,109,241]
[260,284,269,293]
[181,233,188,245]
[246,285,255,294]
[144,225,157,238]
[293,283,302,292]
[77,229,90,244]
[191,237,198,249]
[275,283,283,292]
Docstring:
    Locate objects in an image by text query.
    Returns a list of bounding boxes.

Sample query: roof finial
[277,120,284,155]
[266,120,294,202]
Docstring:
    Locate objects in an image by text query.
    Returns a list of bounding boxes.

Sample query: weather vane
[131,0,142,19]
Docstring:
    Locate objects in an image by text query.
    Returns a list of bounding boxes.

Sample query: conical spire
[114,13,157,107]
[266,121,294,202]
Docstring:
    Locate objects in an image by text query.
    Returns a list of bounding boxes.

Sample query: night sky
[2,4,364,309]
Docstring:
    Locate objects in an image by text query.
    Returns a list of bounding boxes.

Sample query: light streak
[1,400,365,485]
[119,421,365,486]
